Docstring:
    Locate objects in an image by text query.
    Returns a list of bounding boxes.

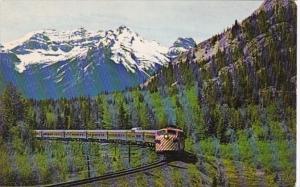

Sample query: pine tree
[57,113,63,129]
[101,97,112,129]
[118,103,128,129]
[0,83,25,140]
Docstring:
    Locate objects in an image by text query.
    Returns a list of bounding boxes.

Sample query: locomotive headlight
[164,134,169,139]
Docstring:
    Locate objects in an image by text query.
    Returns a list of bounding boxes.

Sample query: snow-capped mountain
[4,26,169,74]
[0,26,194,98]
[167,37,196,60]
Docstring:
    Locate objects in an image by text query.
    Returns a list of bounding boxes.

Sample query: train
[33,126,185,153]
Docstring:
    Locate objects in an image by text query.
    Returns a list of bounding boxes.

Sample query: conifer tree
[0,83,25,140]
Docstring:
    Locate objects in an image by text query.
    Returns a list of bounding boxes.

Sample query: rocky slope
[146,0,296,108]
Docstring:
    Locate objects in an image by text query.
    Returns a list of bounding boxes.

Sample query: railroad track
[45,158,170,187]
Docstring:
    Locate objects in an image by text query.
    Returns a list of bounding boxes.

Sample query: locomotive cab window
[167,129,177,135]
[157,130,165,135]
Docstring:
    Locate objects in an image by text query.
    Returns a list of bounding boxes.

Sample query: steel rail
[44,159,170,187]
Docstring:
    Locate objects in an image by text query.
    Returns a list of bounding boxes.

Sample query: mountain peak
[173,37,196,48]
[257,0,290,13]
[168,37,196,60]
[115,25,139,39]
[117,25,131,32]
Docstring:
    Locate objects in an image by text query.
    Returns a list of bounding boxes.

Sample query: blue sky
[0,0,262,46]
